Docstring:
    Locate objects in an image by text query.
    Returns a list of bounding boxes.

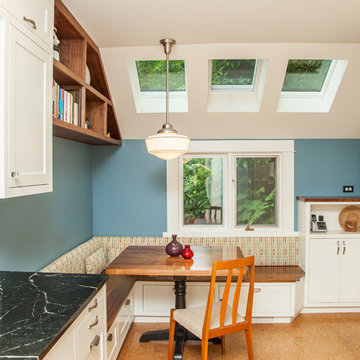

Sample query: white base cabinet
[298,199,360,310]
[133,280,304,323]
[0,0,52,198]
[44,285,107,360]
[107,289,134,360]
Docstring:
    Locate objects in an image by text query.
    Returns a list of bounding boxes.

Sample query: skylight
[135,60,186,92]
[211,59,258,90]
[282,59,332,92]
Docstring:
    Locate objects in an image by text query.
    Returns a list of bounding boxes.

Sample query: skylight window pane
[282,59,332,92]
[136,60,185,92]
[211,59,257,90]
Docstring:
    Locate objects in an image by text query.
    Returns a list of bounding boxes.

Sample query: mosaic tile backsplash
[97,236,300,266]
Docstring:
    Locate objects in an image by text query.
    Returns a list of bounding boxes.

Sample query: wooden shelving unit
[53,0,121,145]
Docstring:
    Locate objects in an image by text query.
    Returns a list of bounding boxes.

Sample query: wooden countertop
[106,246,244,277]
[297,196,360,202]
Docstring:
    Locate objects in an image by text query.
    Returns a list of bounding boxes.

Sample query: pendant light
[145,39,190,160]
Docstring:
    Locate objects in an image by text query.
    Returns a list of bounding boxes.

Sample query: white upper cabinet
[0,0,53,198]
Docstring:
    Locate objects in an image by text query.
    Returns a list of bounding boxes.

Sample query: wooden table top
[106,246,245,277]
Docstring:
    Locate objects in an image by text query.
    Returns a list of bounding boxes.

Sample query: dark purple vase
[165,234,183,257]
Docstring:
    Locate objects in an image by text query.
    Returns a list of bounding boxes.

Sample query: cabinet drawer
[219,283,293,317]
[1,0,53,46]
[134,282,210,316]
[76,292,106,360]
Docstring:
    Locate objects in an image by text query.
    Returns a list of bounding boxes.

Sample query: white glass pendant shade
[145,132,190,160]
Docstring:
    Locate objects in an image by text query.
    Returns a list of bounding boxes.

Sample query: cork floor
[117,313,360,360]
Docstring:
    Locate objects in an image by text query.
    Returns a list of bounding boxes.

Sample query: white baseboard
[134,316,293,324]
[301,307,360,314]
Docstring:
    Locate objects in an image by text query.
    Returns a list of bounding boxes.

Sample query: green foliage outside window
[183,159,211,224]
[282,59,332,92]
[236,158,276,226]
[136,60,185,92]
[211,59,257,87]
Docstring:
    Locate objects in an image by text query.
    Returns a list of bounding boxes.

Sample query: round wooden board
[338,205,360,231]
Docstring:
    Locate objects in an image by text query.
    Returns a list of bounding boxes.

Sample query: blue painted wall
[92,140,166,236]
[92,139,360,235]
[294,139,360,229]
[0,138,93,271]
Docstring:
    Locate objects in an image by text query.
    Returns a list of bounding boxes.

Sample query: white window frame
[207,60,268,113]
[280,60,336,97]
[166,140,295,237]
[127,60,188,113]
[277,59,348,113]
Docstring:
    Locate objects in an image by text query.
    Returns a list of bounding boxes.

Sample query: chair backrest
[202,256,255,335]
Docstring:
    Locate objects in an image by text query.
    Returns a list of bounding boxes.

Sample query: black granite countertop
[0,271,107,360]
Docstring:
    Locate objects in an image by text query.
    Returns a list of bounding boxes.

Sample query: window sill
[163,231,299,238]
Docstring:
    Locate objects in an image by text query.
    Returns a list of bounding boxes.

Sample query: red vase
[181,245,194,259]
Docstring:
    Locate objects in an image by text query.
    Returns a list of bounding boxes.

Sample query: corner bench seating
[41,236,304,359]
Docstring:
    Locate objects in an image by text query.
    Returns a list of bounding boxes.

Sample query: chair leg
[168,309,176,360]
[221,336,225,354]
[245,325,254,360]
[201,336,209,360]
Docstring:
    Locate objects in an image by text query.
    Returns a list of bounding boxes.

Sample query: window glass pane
[282,59,332,92]
[136,60,185,92]
[183,158,223,225]
[236,158,276,226]
[211,59,257,90]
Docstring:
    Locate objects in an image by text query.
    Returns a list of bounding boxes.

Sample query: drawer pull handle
[11,171,19,179]
[254,288,262,293]
[107,333,113,342]
[337,241,340,255]
[88,299,98,311]
[343,241,346,255]
[88,316,98,329]
[125,299,131,306]
[23,16,37,30]
[90,335,100,350]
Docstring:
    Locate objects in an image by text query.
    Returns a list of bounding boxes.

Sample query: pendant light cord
[165,47,169,125]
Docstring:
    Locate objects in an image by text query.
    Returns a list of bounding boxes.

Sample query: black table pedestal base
[139,276,220,359]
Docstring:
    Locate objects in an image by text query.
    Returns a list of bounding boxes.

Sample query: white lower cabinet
[107,289,134,360]
[133,280,303,323]
[308,238,360,306]
[44,286,107,360]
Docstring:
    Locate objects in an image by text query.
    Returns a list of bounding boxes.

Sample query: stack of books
[52,80,81,126]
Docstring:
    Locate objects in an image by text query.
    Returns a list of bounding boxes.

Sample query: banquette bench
[41,236,304,360]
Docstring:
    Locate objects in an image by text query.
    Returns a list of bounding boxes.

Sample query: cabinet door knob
[11,171,19,179]
[88,316,98,329]
[90,335,100,350]
[88,298,98,311]
[125,299,131,306]
[254,288,262,293]
[107,333,113,342]
[337,241,340,255]
[23,16,37,30]
[343,241,346,255]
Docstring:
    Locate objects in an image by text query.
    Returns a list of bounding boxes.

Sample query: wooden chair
[168,256,255,360]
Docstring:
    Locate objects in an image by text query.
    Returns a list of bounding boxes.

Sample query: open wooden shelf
[53,0,121,146]
[53,118,122,145]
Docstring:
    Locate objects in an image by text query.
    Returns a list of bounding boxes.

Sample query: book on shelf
[52,80,81,126]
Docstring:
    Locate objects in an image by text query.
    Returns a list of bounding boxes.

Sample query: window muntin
[135,60,186,92]
[211,59,258,90]
[236,157,277,227]
[282,59,332,92]
[183,157,223,226]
